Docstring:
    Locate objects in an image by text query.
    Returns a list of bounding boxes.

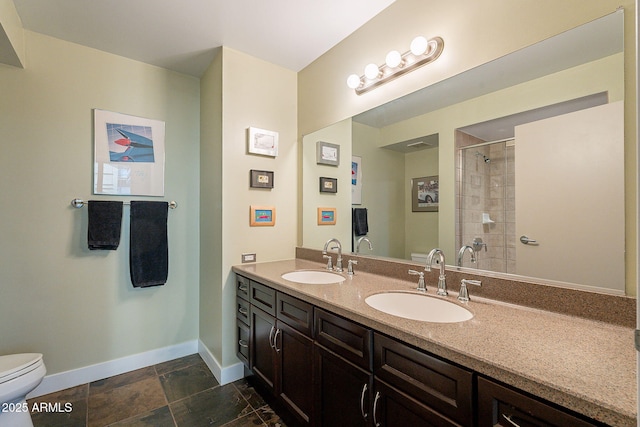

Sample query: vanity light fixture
[346,36,444,95]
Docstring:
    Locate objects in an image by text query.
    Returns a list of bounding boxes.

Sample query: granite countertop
[232,258,637,426]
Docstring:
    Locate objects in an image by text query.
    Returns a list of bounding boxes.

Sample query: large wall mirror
[302,10,626,295]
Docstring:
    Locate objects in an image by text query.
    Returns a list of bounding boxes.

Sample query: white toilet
[0,353,46,427]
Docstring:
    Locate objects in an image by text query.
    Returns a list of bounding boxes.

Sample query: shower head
[475,151,490,163]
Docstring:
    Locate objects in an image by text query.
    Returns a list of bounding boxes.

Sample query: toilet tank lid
[0,353,43,380]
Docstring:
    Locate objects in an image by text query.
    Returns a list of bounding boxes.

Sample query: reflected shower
[475,151,490,163]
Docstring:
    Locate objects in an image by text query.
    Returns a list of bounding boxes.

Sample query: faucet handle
[408,269,426,292]
[458,279,481,302]
[323,255,333,270]
[347,259,358,275]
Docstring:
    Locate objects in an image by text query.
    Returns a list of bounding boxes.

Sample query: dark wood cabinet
[277,320,313,425]
[251,306,277,391]
[240,277,314,426]
[374,332,473,426]
[477,377,602,427]
[373,379,463,427]
[235,274,601,427]
[314,309,373,427]
[314,343,372,427]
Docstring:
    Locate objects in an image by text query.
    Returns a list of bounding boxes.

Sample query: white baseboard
[28,340,198,398]
[197,340,244,385]
[27,339,246,399]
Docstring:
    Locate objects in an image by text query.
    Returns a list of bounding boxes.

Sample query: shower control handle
[519,235,538,245]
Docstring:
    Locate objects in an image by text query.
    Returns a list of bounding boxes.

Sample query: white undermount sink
[365,292,473,323]
[281,270,345,285]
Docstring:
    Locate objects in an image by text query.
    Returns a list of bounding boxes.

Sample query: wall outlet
[241,253,256,263]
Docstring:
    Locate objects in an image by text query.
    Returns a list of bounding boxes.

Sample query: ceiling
[11,0,395,76]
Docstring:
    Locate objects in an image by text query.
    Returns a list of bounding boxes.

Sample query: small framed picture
[247,127,279,157]
[250,170,274,189]
[319,177,337,193]
[250,206,276,226]
[317,207,337,225]
[316,141,340,166]
[412,176,439,212]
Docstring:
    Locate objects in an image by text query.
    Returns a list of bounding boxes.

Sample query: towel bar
[71,198,177,209]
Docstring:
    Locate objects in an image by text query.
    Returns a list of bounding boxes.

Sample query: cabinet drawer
[277,292,313,337]
[236,275,250,301]
[315,308,372,371]
[251,281,276,316]
[374,332,473,426]
[236,297,250,325]
[477,377,601,427]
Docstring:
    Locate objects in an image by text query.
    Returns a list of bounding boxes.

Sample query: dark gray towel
[353,208,368,236]
[130,201,168,287]
[87,201,123,250]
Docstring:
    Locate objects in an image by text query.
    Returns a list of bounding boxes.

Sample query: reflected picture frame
[411,176,439,212]
[316,141,340,166]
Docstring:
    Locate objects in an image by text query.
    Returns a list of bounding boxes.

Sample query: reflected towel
[130,201,168,287]
[353,208,368,236]
[87,201,123,250]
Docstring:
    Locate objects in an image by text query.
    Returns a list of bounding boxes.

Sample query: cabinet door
[477,377,600,427]
[373,380,460,427]
[314,344,372,427]
[277,321,314,426]
[237,320,250,367]
[251,306,277,392]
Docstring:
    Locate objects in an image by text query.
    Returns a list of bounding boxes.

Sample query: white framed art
[93,109,165,196]
[248,127,279,157]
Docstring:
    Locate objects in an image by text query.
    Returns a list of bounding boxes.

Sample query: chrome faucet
[457,245,477,267]
[425,248,447,296]
[355,236,373,253]
[323,238,343,272]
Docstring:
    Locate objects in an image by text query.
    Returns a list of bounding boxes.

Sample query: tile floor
[27,354,288,427]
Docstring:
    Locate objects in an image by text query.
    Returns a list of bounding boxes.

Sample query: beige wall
[200,47,298,367]
[352,122,405,258]
[0,31,201,374]
[298,0,636,295]
[302,119,352,250]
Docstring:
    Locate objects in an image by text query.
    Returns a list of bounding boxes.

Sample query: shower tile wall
[457,138,515,273]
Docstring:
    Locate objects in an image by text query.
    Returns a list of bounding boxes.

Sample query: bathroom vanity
[232,256,636,426]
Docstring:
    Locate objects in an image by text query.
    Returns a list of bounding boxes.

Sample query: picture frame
[250,205,276,226]
[93,109,165,196]
[352,156,362,205]
[411,176,439,212]
[316,141,340,166]
[319,177,337,193]
[250,169,274,189]
[247,127,279,157]
[317,207,337,225]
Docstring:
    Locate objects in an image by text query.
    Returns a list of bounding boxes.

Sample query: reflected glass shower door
[457,140,514,272]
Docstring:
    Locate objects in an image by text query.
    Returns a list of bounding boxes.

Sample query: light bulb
[385,50,403,68]
[410,36,428,56]
[364,63,380,80]
[346,74,361,89]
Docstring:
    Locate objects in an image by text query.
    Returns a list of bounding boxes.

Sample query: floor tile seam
[218,410,265,427]
[88,371,158,397]
[231,381,262,412]
[102,405,176,427]
[165,382,222,406]
[253,404,276,426]
[88,376,169,427]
